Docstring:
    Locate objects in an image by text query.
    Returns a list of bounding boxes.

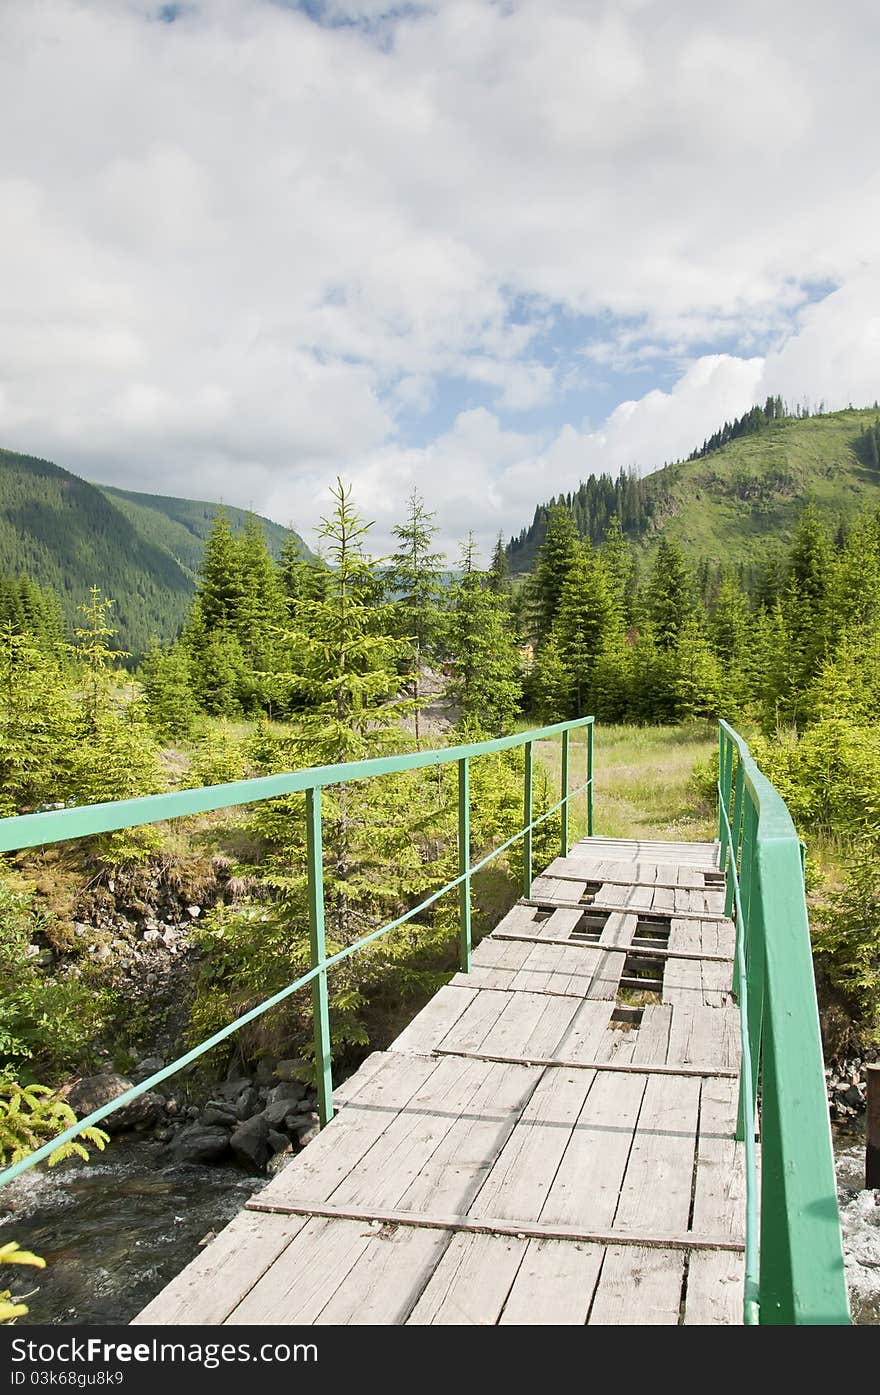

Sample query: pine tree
[551,541,615,716]
[448,537,522,734]
[73,587,129,730]
[647,538,694,649]
[489,532,511,600]
[197,510,243,633]
[531,505,579,641]
[140,639,198,738]
[385,491,445,746]
[234,515,287,711]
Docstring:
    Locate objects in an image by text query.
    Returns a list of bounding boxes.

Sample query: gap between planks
[244,1199,745,1254]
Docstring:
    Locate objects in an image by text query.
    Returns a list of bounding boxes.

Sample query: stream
[1,1129,878,1325]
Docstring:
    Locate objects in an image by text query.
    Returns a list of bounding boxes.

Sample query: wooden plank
[540,1071,647,1229]
[667,1004,740,1070]
[588,1246,685,1325]
[523,897,730,924]
[494,931,732,963]
[253,1051,440,1210]
[614,1074,701,1234]
[434,1047,737,1079]
[438,988,511,1053]
[683,1250,744,1325]
[632,1004,673,1064]
[389,984,478,1055]
[407,1233,527,1325]
[702,956,733,1006]
[691,1077,745,1240]
[132,1209,309,1325]
[245,1199,744,1251]
[395,1062,539,1216]
[479,991,581,1059]
[556,998,617,1062]
[326,1056,535,1214]
[509,940,601,998]
[315,1225,452,1325]
[499,1238,604,1324]
[668,917,703,955]
[226,1216,374,1325]
[662,955,703,1006]
[470,1066,597,1222]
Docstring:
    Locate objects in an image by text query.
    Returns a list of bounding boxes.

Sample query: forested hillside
[0,449,308,652]
[508,405,880,579]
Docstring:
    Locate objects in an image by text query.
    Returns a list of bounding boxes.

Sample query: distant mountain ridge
[507,406,880,577]
[0,447,310,652]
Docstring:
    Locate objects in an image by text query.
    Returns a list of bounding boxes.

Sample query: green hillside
[509,406,880,576]
[0,448,309,652]
[99,485,296,574]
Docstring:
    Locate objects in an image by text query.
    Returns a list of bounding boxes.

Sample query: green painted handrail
[0,716,594,1183]
[718,720,850,1326]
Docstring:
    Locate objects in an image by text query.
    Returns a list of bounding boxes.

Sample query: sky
[2,0,880,562]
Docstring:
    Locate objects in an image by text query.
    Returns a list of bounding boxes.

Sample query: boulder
[171,1124,231,1164]
[67,1073,164,1134]
[267,1129,289,1155]
[201,1104,239,1127]
[132,1056,165,1083]
[262,1100,295,1129]
[274,1059,308,1084]
[229,1115,271,1170]
[267,1082,305,1107]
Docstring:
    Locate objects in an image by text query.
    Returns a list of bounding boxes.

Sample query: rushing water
[0,1139,262,1325]
[1,1129,878,1325]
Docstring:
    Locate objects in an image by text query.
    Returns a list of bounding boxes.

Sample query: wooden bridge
[135,835,745,1326]
[0,718,851,1324]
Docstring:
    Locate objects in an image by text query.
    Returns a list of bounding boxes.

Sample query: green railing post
[718,725,726,844]
[587,720,594,836]
[560,729,570,858]
[306,786,333,1127]
[458,756,472,972]
[523,739,533,897]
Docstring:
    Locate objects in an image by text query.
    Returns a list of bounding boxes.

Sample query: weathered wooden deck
[135,836,746,1327]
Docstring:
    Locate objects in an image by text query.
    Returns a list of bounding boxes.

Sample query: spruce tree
[551,541,615,716]
[448,537,522,734]
[531,505,579,642]
[647,538,694,649]
[385,490,445,746]
[197,510,243,633]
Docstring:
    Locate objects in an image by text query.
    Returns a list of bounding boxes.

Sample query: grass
[535,720,718,846]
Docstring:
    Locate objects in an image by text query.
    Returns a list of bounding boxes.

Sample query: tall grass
[536,721,717,845]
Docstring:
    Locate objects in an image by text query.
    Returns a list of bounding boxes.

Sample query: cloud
[0,0,879,559]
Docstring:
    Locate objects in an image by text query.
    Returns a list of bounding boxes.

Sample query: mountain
[507,406,880,577]
[0,448,310,652]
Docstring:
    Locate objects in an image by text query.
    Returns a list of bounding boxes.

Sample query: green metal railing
[0,716,594,1187]
[718,720,850,1326]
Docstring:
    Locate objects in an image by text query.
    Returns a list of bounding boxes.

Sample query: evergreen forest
[2,412,880,1190]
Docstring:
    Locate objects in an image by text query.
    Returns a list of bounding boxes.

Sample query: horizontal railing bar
[717,777,760,1324]
[0,716,595,853]
[0,766,592,1188]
